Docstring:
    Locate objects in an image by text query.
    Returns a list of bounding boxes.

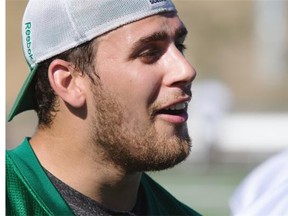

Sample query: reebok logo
[149,0,167,4]
[147,0,171,10]
[25,22,34,61]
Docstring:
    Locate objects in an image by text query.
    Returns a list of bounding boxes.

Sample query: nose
[163,45,196,88]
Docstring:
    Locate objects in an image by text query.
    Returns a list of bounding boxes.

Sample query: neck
[30,127,142,212]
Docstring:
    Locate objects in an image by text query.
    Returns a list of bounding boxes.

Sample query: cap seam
[62,0,87,44]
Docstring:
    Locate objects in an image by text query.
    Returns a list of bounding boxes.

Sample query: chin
[125,137,191,173]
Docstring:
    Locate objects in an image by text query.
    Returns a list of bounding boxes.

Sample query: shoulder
[6,150,52,215]
[6,139,74,216]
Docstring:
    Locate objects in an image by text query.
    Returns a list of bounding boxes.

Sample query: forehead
[98,12,186,44]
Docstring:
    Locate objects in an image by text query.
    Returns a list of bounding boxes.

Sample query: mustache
[149,88,192,118]
[183,86,192,97]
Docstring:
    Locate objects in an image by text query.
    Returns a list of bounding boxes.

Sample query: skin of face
[84,12,197,173]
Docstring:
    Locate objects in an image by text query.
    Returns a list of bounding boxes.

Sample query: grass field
[148,161,257,216]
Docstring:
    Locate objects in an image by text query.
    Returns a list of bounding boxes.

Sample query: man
[6,0,200,215]
[230,149,288,216]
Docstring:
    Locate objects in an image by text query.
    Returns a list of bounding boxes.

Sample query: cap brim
[8,65,38,122]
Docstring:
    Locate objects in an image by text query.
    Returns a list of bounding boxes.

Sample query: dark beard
[89,85,191,173]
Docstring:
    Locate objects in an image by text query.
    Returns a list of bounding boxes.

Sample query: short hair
[34,38,98,128]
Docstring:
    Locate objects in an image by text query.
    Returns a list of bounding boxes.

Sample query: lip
[154,96,191,124]
[159,96,191,111]
[157,111,189,124]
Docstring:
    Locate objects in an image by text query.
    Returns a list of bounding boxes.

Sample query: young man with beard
[6,0,200,215]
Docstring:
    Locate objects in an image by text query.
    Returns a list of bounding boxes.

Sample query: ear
[48,59,86,108]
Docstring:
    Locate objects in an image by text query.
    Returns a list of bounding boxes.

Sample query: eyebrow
[128,26,188,59]
[175,26,188,40]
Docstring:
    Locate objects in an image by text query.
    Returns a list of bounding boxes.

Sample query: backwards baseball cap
[8,0,177,121]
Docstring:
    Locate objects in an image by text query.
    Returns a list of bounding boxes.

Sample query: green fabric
[6,138,202,216]
[6,138,74,216]
[8,64,38,122]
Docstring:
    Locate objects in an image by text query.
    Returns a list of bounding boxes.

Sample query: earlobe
[48,59,86,108]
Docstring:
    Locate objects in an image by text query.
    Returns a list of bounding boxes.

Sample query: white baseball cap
[8,0,177,121]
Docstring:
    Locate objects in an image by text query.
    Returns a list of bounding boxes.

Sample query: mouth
[154,101,189,124]
[159,102,188,114]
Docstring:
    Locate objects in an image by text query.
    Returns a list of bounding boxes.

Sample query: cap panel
[22,0,176,67]
[22,0,81,66]
[67,0,176,41]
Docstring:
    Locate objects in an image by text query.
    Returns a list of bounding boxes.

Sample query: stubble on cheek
[88,86,191,173]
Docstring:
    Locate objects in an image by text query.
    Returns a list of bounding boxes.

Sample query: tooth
[163,102,189,111]
[176,103,184,110]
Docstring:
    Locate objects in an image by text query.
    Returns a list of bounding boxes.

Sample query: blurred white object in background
[254,0,287,85]
[230,148,288,216]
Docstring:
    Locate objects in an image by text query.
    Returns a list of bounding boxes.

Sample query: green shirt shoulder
[6,138,202,216]
[6,138,73,216]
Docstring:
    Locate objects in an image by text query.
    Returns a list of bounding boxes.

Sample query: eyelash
[139,42,187,64]
[139,48,163,64]
[176,43,187,53]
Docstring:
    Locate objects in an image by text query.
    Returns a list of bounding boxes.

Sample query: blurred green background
[6,1,288,215]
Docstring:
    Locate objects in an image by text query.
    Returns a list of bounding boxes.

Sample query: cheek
[100,64,163,106]
[135,74,162,106]
[121,68,163,109]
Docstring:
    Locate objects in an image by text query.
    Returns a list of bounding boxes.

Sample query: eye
[175,42,187,54]
[139,47,163,64]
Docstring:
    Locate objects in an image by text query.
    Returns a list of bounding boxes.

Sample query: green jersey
[6,138,201,216]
